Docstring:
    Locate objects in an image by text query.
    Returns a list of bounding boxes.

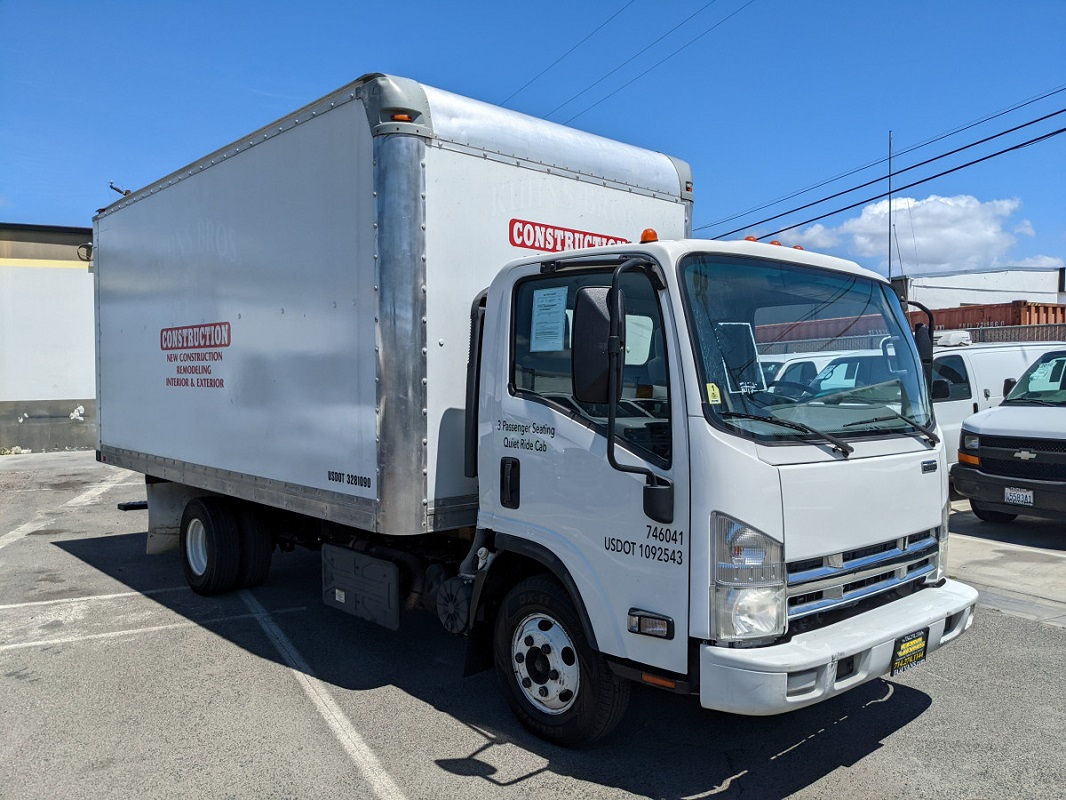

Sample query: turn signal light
[627,609,674,639]
[391,112,413,122]
[958,452,980,466]
[640,228,659,243]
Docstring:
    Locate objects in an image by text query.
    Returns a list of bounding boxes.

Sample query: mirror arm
[604,261,674,524]
[605,260,659,484]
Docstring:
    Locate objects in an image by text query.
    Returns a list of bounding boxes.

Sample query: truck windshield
[1002,350,1066,406]
[679,254,932,443]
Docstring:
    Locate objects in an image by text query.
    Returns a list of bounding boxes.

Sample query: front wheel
[970,501,1018,523]
[493,575,629,746]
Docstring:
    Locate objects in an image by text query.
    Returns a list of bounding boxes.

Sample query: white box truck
[95,73,977,745]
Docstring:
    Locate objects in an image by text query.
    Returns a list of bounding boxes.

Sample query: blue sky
[2,0,1064,277]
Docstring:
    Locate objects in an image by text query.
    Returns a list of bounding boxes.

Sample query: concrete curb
[961,578,1066,629]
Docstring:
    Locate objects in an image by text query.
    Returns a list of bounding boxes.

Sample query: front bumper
[699,579,978,715]
[951,463,1066,519]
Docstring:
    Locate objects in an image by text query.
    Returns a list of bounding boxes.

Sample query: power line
[701,81,1066,230]
[543,1,719,119]
[498,1,636,106]
[751,127,1066,242]
[703,106,1066,238]
[564,0,759,124]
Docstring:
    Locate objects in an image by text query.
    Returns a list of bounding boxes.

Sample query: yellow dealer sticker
[890,628,929,676]
[706,383,722,405]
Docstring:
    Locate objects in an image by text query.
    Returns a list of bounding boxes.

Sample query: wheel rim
[510,612,580,715]
[185,518,208,576]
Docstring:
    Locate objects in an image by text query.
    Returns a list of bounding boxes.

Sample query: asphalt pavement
[1,452,1064,799]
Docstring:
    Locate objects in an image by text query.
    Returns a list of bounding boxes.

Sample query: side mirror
[572,286,624,404]
[913,324,933,364]
[1003,377,1017,396]
[931,379,951,400]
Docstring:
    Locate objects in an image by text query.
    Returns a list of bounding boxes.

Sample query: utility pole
[887,130,893,281]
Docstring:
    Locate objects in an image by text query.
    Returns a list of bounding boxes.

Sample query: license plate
[891,628,928,676]
[1004,487,1034,506]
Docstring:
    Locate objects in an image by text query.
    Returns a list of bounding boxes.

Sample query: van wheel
[493,575,630,746]
[180,498,241,595]
[970,501,1017,523]
[236,507,273,588]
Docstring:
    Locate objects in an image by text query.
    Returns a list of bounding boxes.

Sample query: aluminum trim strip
[374,133,429,534]
[98,445,378,530]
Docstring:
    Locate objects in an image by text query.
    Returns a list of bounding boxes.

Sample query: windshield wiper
[842,409,940,446]
[1004,397,1060,406]
[721,411,854,457]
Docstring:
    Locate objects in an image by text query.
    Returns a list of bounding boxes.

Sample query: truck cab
[470,236,977,742]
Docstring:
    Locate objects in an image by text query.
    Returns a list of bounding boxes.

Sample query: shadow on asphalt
[950,508,1066,552]
[57,531,933,800]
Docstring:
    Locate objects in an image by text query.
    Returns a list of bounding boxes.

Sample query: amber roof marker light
[640,228,659,243]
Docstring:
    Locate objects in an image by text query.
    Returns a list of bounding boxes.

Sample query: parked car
[952,349,1066,522]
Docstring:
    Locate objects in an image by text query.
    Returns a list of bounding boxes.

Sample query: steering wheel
[765,379,814,399]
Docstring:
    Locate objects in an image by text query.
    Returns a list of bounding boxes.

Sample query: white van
[759,350,856,399]
[930,339,1066,463]
[781,338,1066,464]
[952,348,1066,522]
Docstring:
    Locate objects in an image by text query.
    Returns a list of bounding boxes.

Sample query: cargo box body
[95,74,691,535]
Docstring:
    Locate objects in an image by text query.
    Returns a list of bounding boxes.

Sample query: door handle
[500,457,520,509]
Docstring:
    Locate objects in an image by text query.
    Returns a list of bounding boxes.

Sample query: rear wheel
[235,507,273,588]
[970,501,1017,523]
[180,498,241,595]
[493,575,629,746]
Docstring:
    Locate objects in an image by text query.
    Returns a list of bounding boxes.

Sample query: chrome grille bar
[786,530,939,620]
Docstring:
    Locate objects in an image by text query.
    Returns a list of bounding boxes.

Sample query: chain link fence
[757,323,1066,356]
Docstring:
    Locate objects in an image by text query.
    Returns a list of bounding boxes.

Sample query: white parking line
[0,585,189,611]
[0,605,306,652]
[0,470,139,552]
[239,590,409,800]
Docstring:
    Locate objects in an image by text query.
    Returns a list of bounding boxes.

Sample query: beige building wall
[0,223,96,451]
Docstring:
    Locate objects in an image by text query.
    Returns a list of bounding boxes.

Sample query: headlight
[962,433,979,450]
[712,514,786,641]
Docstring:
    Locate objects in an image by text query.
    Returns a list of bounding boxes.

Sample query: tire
[179,497,241,595]
[235,507,273,589]
[970,501,1017,523]
[493,575,630,746]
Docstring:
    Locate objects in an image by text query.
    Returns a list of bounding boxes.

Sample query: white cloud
[789,194,1028,276]
[1010,254,1064,270]
[1014,219,1035,237]
[788,223,839,250]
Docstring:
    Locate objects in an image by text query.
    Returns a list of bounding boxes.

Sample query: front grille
[980,435,1066,453]
[786,531,938,621]
[980,458,1066,481]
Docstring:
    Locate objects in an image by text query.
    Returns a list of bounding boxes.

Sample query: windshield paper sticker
[706,382,722,404]
[530,286,568,352]
[714,322,767,394]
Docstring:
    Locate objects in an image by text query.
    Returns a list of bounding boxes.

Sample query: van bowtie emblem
[1013,450,1037,460]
